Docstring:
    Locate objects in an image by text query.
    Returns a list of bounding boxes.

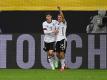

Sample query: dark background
[0,11,97,33]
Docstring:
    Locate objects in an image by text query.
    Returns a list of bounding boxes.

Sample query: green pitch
[0,69,107,80]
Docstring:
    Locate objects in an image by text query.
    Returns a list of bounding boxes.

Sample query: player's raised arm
[57,6,65,22]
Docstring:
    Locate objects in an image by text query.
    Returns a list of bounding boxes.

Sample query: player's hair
[58,14,62,17]
[45,12,52,17]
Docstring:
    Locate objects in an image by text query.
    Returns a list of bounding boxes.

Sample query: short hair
[45,12,52,17]
[58,14,62,16]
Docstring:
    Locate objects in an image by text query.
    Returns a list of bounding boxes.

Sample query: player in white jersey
[55,6,67,71]
[42,13,58,70]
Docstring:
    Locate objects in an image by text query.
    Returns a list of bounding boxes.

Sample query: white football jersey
[56,20,67,41]
[43,20,57,43]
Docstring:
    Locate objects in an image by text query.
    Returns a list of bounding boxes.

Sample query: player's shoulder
[62,19,67,25]
[43,21,47,25]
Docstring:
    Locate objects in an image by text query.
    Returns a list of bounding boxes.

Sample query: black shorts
[43,42,55,51]
[55,39,67,53]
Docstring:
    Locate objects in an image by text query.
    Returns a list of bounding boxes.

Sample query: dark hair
[45,12,52,17]
[58,14,62,17]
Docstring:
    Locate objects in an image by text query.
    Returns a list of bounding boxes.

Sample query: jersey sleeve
[64,20,67,25]
[42,22,53,34]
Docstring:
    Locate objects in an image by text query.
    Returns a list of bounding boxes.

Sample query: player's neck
[47,20,52,23]
[58,21,63,23]
[58,20,61,22]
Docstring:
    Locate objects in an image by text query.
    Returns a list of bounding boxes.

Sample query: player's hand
[55,30,59,34]
[52,29,59,33]
[57,6,61,10]
[52,29,56,33]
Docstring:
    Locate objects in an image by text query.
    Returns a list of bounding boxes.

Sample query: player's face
[46,15,52,22]
[58,15,63,22]
[98,11,106,17]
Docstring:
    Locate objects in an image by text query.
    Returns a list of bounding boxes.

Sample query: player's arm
[90,15,98,25]
[57,6,65,22]
[43,23,52,34]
